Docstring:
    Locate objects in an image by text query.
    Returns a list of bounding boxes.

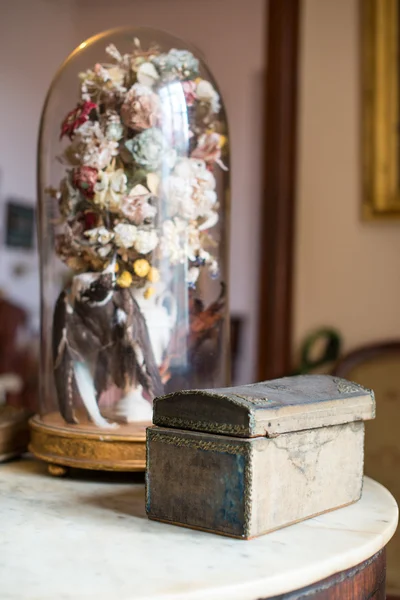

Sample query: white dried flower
[83,228,99,244]
[187,266,200,286]
[134,229,159,254]
[106,122,124,141]
[66,122,118,170]
[171,158,218,222]
[97,226,114,245]
[174,157,206,180]
[209,259,219,278]
[84,226,114,245]
[162,175,194,218]
[137,62,160,87]
[196,80,220,113]
[198,211,219,231]
[106,65,125,87]
[105,113,124,141]
[93,169,127,212]
[198,248,212,264]
[113,223,138,248]
[186,224,201,261]
[87,139,118,171]
[79,61,127,98]
[192,188,217,220]
[197,167,216,191]
[106,44,123,62]
[93,171,109,206]
[160,219,186,264]
[98,244,113,258]
[108,168,128,210]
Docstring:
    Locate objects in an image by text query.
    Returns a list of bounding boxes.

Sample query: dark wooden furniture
[334,341,400,379]
[268,550,386,599]
[0,296,37,461]
[257,0,300,381]
[230,314,244,383]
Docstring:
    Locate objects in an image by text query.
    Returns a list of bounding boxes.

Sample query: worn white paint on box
[250,421,364,537]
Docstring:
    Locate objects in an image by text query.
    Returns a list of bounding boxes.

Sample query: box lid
[153,375,375,438]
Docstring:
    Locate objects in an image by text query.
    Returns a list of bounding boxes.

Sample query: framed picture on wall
[4,200,35,249]
[362,0,400,220]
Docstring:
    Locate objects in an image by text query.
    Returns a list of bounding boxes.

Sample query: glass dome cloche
[30,27,230,474]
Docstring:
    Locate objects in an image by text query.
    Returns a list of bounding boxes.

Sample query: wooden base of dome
[29,412,148,475]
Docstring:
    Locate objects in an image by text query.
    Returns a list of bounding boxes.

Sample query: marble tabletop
[0,458,397,600]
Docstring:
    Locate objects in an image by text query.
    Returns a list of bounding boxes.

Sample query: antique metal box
[146,375,375,539]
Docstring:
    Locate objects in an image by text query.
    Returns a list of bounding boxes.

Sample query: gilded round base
[29,413,148,473]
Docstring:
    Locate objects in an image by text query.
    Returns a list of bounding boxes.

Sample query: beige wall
[293,0,400,359]
[0,0,77,331]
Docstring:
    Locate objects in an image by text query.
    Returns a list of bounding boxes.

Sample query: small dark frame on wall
[5,200,35,249]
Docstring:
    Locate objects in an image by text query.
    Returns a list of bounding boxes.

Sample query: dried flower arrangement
[49,37,228,427]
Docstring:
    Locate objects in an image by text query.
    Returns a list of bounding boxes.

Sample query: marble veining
[0,458,397,600]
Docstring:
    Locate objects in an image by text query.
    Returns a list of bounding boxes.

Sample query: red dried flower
[83,211,98,229]
[73,166,98,199]
[60,101,97,140]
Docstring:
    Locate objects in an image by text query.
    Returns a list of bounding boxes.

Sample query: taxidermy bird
[52,260,163,427]
[188,283,226,354]
[163,283,226,390]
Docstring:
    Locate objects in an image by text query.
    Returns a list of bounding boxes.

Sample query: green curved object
[292,328,342,375]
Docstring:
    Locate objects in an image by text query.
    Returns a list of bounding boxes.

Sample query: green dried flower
[125,128,167,171]
[152,49,199,80]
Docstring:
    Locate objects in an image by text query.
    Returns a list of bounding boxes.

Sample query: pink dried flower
[182,80,197,106]
[120,184,157,225]
[191,132,227,169]
[121,84,161,131]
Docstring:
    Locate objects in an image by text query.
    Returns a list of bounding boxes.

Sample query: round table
[0,458,397,599]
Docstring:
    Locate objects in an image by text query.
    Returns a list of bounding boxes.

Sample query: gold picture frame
[362,0,400,219]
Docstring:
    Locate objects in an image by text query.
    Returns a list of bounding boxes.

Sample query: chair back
[334,341,400,596]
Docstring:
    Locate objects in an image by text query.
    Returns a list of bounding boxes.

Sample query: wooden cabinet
[268,551,385,599]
